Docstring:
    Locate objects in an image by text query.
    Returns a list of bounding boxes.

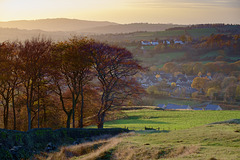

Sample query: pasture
[40,109,240,160]
[103,109,240,131]
[136,51,186,66]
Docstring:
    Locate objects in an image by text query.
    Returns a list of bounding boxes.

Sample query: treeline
[167,24,240,33]
[0,37,143,131]
[161,61,240,75]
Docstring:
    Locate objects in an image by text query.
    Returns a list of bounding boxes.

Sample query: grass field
[116,122,240,160]
[40,111,240,160]
[103,109,240,131]
[154,30,186,37]
[136,52,186,65]
[200,50,220,59]
[186,28,218,38]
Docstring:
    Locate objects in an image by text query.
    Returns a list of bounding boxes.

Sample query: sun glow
[0,0,239,24]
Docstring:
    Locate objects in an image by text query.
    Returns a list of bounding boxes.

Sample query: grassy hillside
[136,52,186,66]
[187,28,218,38]
[103,109,240,130]
[36,113,240,160]
[114,122,240,160]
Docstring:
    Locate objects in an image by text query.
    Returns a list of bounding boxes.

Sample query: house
[157,104,166,109]
[141,41,151,46]
[193,108,203,110]
[165,104,192,110]
[174,40,184,45]
[181,105,192,110]
[205,104,222,110]
[163,40,171,45]
[151,41,159,46]
[141,41,159,46]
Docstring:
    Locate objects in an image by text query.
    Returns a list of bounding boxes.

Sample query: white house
[174,40,184,45]
[141,41,151,45]
[151,41,159,46]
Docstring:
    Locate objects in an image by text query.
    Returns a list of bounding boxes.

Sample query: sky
[1,0,240,24]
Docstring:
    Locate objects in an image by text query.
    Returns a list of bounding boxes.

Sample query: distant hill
[0,18,118,32]
[0,19,184,34]
[82,23,185,34]
[0,18,187,42]
[0,28,72,42]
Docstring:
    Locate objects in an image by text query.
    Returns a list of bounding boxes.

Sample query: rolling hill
[0,18,186,42]
[0,18,117,32]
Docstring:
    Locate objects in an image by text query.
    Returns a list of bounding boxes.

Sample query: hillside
[34,110,240,160]
[0,18,117,32]
[82,23,185,34]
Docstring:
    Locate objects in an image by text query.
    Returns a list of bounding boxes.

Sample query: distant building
[151,41,159,46]
[174,40,184,45]
[165,103,192,110]
[141,40,159,46]
[205,104,222,110]
[141,41,151,46]
[163,40,171,45]
[193,108,203,110]
[157,104,166,109]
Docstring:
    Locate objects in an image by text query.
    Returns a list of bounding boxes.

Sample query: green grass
[117,123,240,159]
[136,52,186,65]
[103,110,240,131]
[187,28,218,38]
[152,97,199,106]
[228,56,240,61]
[200,50,220,59]
[155,30,186,37]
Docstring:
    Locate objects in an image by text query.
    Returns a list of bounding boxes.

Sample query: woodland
[0,37,143,131]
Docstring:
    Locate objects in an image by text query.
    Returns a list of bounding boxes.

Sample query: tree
[0,42,14,129]
[162,62,178,73]
[52,37,93,128]
[193,63,204,75]
[221,76,237,89]
[207,87,219,100]
[0,42,20,130]
[191,77,209,94]
[18,38,52,130]
[90,42,143,128]
[236,85,240,101]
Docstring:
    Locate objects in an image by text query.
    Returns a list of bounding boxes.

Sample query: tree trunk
[27,107,31,130]
[66,110,73,128]
[3,104,9,129]
[79,85,84,128]
[12,88,16,130]
[97,112,105,129]
[37,84,40,128]
[43,104,46,127]
[72,94,75,128]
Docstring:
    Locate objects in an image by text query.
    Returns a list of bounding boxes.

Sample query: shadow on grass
[136,130,170,134]
[107,118,170,125]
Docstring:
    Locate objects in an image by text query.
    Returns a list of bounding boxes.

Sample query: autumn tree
[18,38,52,130]
[191,77,209,94]
[0,42,14,129]
[52,37,93,128]
[90,42,143,128]
[0,41,21,130]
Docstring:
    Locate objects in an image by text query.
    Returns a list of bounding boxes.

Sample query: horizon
[0,17,240,25]
[1,0,240,25]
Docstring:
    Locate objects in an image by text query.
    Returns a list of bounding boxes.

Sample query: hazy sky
[1,0,240,24]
